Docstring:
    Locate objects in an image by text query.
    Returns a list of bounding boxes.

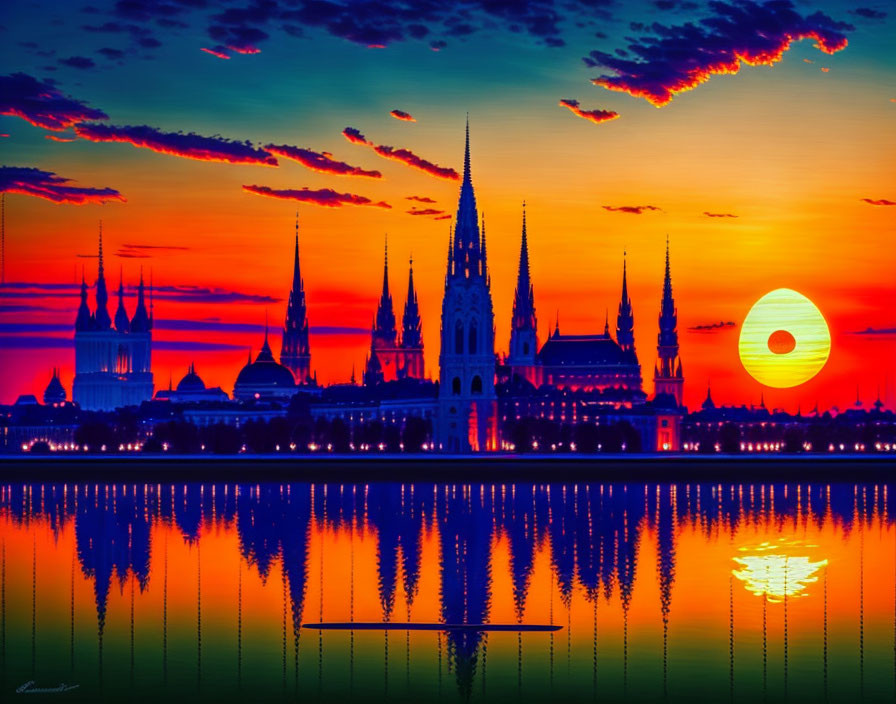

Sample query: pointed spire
[94,221,111,329]
[75,265,91,331]
[114,265,130,332]
[402,254,422,350]
[372,235,397,346]
[281,213,311,383]
[149,268,154,328]
[130,266,150,332]
[616,250,635,354]
[256,312,275,362]
[702,381,715,411]
[450,117,482,279]
[511,202,536,334]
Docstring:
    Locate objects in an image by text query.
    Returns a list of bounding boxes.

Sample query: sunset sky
[1,0,894,410]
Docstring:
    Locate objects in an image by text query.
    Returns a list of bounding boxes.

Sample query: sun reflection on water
[732,538,828,603]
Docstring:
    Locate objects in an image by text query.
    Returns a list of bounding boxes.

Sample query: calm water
[0,477,894,702]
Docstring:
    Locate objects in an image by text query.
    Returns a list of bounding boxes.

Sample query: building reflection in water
[0,482,894,701]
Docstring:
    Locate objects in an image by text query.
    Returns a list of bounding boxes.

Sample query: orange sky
[2,39,895,409]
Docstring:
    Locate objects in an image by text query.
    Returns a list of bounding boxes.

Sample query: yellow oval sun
[738,289,831,388]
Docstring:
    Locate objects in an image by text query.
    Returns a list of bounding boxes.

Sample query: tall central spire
[451,115,483,281]
[659,236,677,346]
[94,221,111,330]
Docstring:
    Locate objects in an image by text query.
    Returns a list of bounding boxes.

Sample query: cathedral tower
[73,225,153,410]
[400,256,424,379]
[437,119,498,452]
[654,238,683,406]
[280,215,312,384]
[507,203,538,385]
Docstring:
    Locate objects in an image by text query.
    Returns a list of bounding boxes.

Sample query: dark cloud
[860,198,895,206]
[97,47,126,60]
[265,144,381,178]
[851,327,896,336]
[372,144,459,180]
[585,0,853,106]
[73,123,279,165]
[0,281,280,305]
[0,166,125,205]
[558,98,619,125]
[653,0,699,10]
[406,195,436,203]
[433,213,452,220]
[602,204,661,214]
[342,127,372,146]
[703,211,738,218]
[689,321,736,332]
[344,125,459,179]
[243,184,391,209]
[850,7,887,20]
[406,207,445,217]
[390,109,416,122]
[0,73,108,130]
[200,46,231,59]
[59,55,96,69]
[155,319,368,335]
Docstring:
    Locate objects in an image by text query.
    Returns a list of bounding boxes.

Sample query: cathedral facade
[437,121,499,452]
[73,229,154,411]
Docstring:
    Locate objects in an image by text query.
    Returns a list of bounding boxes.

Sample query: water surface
[0,477,894,702]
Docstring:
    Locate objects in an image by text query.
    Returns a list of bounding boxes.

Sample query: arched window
[452,377,461,395]
[455,320,464,354]
[468,320,478,354]
[471,375,483,394]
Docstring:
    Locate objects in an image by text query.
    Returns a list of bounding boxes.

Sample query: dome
[177,363,206,392]
[235,359,296,388]
[43,369,66,404]
[234,335,296,392]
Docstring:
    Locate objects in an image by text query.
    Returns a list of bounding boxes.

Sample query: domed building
[154,362,228,403]
[233,330,298,402]
[43,368,67,405]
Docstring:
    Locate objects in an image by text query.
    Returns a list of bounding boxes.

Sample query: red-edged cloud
[861,198,895,206]
[406,195,436,203]
[45,134,77,142]
[73,123,278,165]
[342,127,373,145]
[0,166,124,204]
[390,109,416,122]
[1,72,108,131]
[265,144,381,178]
[558,99,619,124]
[703,211,738,218]
[602,205,661,214]
[344,126,459,180]
[406,207,445,217]
[228,45,260,55]
[243,184,391,209]
[585,0,852,106]
[820,66,830,72]
[201,47,231,59]
[372,145,458,180]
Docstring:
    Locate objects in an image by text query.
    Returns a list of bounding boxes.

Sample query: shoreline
[1,453,894,481]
